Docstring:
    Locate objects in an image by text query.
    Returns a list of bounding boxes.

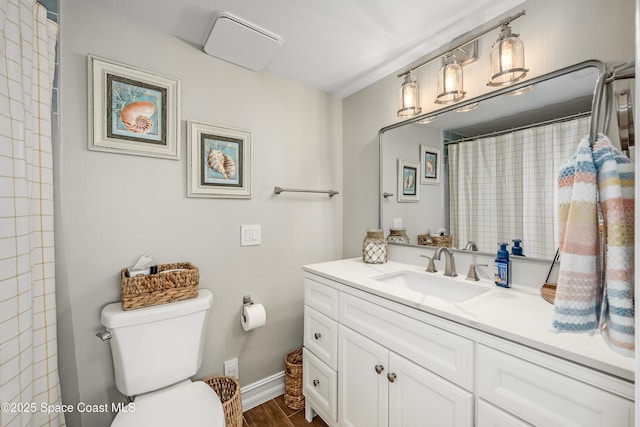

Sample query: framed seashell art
[88,55,181,160]
[397,159,420,202]
[419,145,440,185]
[187,120,252,199]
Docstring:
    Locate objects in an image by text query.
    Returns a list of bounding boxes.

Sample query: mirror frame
[378,59,606,260]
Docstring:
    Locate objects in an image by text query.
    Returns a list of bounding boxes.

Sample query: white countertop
[303,257,635,383]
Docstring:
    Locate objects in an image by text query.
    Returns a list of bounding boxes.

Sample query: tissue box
[417,234,452,248]
[120,262,199,310]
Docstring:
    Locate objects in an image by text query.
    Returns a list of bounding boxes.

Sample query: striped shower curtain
[448,116,590,259]
[0,1,63,426]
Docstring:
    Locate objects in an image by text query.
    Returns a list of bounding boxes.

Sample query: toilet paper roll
[241,304,267,331]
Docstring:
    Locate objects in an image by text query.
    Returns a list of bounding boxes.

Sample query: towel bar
[273,186,339,197]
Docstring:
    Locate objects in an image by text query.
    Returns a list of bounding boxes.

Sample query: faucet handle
[420,254,438,273]
[466,264,488,281]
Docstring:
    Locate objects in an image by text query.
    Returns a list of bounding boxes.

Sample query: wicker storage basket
[417,234,453,248]
[284,347,304,410]
[120,262,199,310]
[203,376,243,427]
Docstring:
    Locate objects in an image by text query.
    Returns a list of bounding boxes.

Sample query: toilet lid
[112,381,226,427]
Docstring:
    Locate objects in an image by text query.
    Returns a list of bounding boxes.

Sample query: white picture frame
[420,145,441,184]
[187,120,253,199]
[397,159,420,202]
[88,54,181,160]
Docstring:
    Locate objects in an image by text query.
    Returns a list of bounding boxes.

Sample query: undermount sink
[373,270,491,303]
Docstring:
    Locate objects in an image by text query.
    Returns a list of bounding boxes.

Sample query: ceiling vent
[204,12,283,71]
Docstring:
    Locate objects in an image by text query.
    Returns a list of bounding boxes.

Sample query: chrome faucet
[434,247,457,277]
[463,241,478,251]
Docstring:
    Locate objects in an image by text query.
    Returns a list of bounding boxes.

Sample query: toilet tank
[101,289,213,396]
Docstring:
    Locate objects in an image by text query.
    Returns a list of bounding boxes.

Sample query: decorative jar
[387,228,410,245]
[362,229,387,264]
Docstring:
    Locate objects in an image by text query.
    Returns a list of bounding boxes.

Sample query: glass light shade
[488,25,528,86]
[436,54,465,104]
[397,73,421,117]
[456,102,479,113]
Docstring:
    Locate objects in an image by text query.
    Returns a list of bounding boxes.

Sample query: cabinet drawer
[340,292,474,390]
[304,277,339,320]
[477,400,531,427]
[303,348,337,423]
[477,345,634,427]
[304,306,338,370]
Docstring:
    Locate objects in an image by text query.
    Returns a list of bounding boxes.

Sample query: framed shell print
[187,120,253,199]
[420,145,440,184]
[397,159,420,202]
[88,54,181,159]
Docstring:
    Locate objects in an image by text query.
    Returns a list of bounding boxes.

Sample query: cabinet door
[388,352,473,427]
[338,325,389,427]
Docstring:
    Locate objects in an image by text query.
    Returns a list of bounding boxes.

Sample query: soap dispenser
[494,242,511,288]
[511,239,524,256]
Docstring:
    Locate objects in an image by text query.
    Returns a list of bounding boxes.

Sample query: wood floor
[243,395,328,427]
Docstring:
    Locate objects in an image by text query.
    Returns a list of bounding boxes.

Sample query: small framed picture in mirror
[420,145,440,185]
[397,159,420,202]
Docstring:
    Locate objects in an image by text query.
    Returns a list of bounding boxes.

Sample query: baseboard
[240,371,285,411]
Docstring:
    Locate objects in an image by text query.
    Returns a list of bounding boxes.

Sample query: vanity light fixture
[397,71,422,117]
[436,53,466,104]
[395,10,526,115]
[488,23,529,86]
[415,115,438,124]
[456,102,479,113]
[505,83,537,96]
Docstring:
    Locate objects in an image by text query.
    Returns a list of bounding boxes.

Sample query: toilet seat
[111,381,226,427]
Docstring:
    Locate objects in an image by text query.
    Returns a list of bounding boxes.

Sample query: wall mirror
[379,60,617,261]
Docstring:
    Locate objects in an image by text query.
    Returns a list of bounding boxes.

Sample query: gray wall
[55,1,342,425]
[342,0,636,257]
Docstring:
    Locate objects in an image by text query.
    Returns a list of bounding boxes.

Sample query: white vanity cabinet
[302,269,634,427]
[304,274,474,427]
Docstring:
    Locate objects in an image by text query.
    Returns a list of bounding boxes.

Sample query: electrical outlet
[224,358,239,379]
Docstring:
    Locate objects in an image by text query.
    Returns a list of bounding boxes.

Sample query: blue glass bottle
[494,242,511,288]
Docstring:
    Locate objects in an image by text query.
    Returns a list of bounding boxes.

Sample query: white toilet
[100,289,226,426]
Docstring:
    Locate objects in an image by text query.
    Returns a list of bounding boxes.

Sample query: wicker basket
[417,234,453,248]
[120,262,199,310]
[203,376,243,427]
[284,348,304,410]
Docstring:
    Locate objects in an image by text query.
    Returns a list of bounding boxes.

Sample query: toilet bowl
[110,380,224,427]
[100,290,225,426]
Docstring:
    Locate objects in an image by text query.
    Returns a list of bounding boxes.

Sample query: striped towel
[552,135,635,358]
[593,136,635,357]
[552,136,601,334]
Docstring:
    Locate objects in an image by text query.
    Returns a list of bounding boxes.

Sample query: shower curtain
[0,1,63,426]
[448,116,590,259]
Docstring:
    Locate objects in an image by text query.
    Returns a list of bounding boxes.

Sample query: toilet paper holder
[242,295,253,324]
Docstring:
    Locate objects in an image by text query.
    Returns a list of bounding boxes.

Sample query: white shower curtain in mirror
[0,1,63,426]
[448,116,590,259]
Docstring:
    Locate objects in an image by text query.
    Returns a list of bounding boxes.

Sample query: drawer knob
[387,373,397,383]
[374,364,384,374]
[314,332,322,340]
[313,379,320,387]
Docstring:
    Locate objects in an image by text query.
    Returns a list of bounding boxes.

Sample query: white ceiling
[82,0,525,98]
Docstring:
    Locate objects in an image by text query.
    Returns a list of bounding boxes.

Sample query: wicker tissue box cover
[418,234,453,248]
[120,262,199,310]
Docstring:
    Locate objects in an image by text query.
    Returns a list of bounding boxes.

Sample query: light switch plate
[240,224,261,246]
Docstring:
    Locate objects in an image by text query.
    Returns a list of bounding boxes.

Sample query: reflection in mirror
[379,60,628,260]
